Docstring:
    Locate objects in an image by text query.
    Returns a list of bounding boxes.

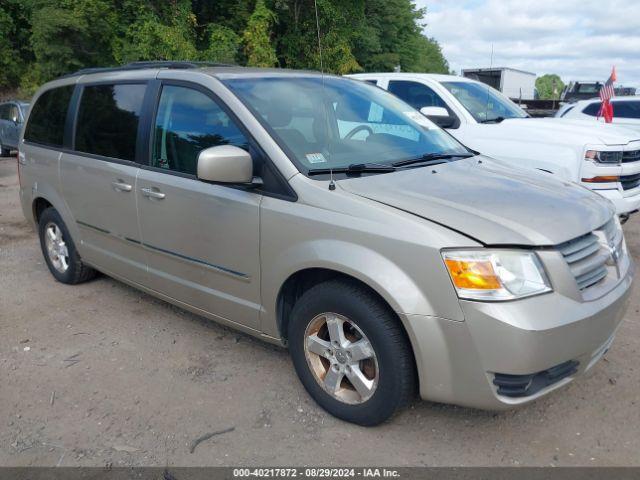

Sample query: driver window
[388,81,448,110]
[152,85,248,175]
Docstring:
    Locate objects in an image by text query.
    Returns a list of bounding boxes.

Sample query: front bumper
[405,258,634,410]
[593,187,640,216]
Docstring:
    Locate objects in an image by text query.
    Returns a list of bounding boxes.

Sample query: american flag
[599,66,616,102]
[598,66,616,123]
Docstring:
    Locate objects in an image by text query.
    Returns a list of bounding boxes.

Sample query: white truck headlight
[585,150,623,164]
[442,250,552,301]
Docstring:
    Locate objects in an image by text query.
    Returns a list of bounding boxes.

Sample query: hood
[495,117,640,146]
[339,157,613,246]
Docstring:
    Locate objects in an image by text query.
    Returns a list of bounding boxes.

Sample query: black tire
[0,144,10,157]
[288,279,416,426]
[38,207,97,284]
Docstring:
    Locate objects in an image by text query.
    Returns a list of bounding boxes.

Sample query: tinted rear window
[583,102,600,116]
[75,84,146,161]
[24,86,74,147]
[613,101,640,119]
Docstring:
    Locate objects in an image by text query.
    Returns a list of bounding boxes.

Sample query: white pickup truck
[349,73,640,219]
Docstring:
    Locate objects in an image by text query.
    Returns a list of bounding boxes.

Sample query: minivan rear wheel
[288,279,415,426]
[0,144,10,157]
[38,207,97,284]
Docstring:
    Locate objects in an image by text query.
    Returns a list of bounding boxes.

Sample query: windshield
[223,76,469,174]
[441,81,528,122]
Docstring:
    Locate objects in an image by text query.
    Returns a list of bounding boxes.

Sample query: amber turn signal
[581,176,619,183]
[444,258,501,290]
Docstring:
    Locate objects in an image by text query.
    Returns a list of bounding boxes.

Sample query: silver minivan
[18,62,634,425]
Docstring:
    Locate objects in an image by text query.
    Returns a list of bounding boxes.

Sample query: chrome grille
[622,149,640,163]
[601,216,623,248]
[620,172,640,191]
[559,233,608,290]
[559,218,624,291]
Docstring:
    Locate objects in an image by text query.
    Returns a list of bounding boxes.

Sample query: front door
[60,83,148,284]
[136,83,262,329]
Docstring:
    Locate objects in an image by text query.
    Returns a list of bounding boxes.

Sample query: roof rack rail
[65,61,235,78]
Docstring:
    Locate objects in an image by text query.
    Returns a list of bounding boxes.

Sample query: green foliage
[202,24,241,64]
[0,0,450,92]
[29,0,117,85]
[536,74,565,100]
[0,7,19,87]
[243,0,278,67]
[114,0,198,63]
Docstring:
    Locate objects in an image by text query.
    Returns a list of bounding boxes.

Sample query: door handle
[111,180,132,192]
[141,187,166,199]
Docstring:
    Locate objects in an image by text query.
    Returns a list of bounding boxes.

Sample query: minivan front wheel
[288,279,415,426]
[38,207,97,284]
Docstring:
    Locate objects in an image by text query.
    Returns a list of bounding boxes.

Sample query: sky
[416,0,640,89]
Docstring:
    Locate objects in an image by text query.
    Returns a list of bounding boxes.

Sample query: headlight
[442,250,552,301]
[585,150,623,164]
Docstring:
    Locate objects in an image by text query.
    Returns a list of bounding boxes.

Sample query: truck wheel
[38,207,97,284]
[288,279,416,426]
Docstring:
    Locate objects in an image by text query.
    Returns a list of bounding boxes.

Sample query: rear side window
[75,83,146,161]
[583,102,600,116]
[24,86,74,147]
[151,85,248,175]
[613,101,640,119]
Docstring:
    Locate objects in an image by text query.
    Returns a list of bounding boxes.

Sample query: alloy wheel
[44,222,69,273]
[303,312,379,404]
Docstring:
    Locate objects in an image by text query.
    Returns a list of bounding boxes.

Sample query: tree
[536,74,565,100]
[0,7,19,87]
[28,0,117,87]
[0,1,33,89]
[114,0,198,63]
[0,0,451,92]
[243,0,278,67]
[201,24,240,64]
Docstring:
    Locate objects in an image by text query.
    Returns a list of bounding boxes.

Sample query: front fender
[260,238,458,338]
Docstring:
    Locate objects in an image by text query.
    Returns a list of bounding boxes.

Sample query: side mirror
[419,106,456,128]
[197,145,253,184]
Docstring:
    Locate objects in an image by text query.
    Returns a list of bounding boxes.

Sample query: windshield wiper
[308,163,397,176]
[392,152,475,168]
[478,116,505,124]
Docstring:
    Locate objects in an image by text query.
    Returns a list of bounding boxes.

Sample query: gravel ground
[1,155,639,467]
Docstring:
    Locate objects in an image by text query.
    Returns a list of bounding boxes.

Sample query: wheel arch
[29,186,82,250]
[32,196,53,223]
[275,267,420,389]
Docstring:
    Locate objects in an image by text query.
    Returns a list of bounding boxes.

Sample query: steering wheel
[344,125,374,140]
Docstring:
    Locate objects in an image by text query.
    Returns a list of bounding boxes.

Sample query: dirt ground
[1,155,639,467]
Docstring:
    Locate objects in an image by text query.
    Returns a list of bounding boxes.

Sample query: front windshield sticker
[403,111,434,129]
[306,153,327,164]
